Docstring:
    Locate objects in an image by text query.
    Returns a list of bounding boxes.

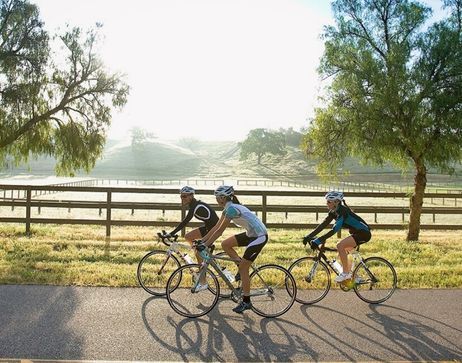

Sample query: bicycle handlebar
[157,230,178,246]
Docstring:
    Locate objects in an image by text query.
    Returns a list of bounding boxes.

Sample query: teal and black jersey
[308,204,370,243]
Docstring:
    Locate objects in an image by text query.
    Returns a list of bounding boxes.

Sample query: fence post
[181,205,186,237]
[262,194,267,225]
[26,187,31,236]
[106,191,112,238]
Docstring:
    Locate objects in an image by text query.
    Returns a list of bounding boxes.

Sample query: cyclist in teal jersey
[303,191,371,282]
[201,185,268,314]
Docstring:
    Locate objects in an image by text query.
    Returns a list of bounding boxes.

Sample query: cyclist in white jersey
[201,185,268,314]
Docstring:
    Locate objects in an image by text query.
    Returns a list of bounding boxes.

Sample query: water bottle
[222,268,235,283]
[332,259,343,274]
[183,253,194,264]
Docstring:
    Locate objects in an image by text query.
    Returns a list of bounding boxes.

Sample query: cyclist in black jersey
[303,191,371,282]
[165,187,219,272]
[162,186,218,290]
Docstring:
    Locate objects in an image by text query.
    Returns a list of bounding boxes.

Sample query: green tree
[239,128,286,165]
[279,127,304,147]
[130,127,156,150]
[0,0,129,175]
[302,0,462,241]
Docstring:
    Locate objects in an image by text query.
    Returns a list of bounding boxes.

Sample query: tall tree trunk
[407,159,427,241]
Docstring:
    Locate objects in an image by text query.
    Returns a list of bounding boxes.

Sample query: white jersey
[223,201,267,237]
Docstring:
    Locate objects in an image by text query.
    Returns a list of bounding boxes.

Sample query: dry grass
[0,224,461,288]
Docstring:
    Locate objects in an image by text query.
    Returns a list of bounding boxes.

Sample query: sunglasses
[180,194,192,199]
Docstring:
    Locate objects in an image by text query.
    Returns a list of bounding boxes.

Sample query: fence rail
[0,184,461,237]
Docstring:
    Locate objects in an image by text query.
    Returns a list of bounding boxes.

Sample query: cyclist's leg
[336,236,357,274]
[221,234,241,261]
[239,258,252,296]
[185,226,207,264]
[237,235,268,311]
[340,230,371,273]
[185,227,203,243]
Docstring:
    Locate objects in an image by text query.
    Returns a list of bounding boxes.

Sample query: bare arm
[202,214,231,247]
[202,213,225,242]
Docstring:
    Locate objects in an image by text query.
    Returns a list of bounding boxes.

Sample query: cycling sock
[243,295,250,303]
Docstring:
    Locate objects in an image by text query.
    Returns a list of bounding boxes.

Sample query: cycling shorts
[235,232,268,262]
[351,229,371,245]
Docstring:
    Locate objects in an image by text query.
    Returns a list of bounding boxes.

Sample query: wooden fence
[0,184,461,237]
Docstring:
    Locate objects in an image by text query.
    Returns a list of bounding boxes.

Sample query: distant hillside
[1,138,461,185]
[1,139,202,179]
[90,139,202,178]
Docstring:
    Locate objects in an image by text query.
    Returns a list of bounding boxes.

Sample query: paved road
[0,285,461,362]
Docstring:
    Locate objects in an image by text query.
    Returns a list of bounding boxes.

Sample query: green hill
[90,140,202,178]
[0,139,202,179]
[1,138,461,186]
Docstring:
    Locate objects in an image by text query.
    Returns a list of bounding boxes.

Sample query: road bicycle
[287,240,397,304]
[166,243,297,318]
[137,231,231,296]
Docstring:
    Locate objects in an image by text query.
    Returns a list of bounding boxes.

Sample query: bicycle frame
[159,232,199,264]
[308,246,372,289]
[288,242,397,306]
[193,249,274,298]
[166,241,193,261]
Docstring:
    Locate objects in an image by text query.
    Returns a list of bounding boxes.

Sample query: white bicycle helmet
[325,191,344,201]
[214,185,234,197]
[180,186,195,194]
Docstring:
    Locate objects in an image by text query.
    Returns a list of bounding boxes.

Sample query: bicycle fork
[157,251,174,276]
[305,259,320,283]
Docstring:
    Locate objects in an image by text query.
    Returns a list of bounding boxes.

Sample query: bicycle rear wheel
[249,264,296,318]
[166,263,219,318]
[137,250,181,296]
[353,256,397,304]
[288,257,331,305]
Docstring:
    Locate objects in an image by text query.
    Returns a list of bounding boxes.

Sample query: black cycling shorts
[351,229,371,245]
[235,232,268,262]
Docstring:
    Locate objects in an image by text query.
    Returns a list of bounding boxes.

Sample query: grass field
[0,224,461,289]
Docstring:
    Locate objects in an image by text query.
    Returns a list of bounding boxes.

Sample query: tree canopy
[239,128,286,165]
[0,0,129,175]
[303,0,462,240]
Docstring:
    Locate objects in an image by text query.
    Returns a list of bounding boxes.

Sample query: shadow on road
[298,302,462,362]
[141,296,317,361]
[140,292,462,362]
[0,285,84,359]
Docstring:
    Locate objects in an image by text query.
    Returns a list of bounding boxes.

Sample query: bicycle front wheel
[249,264,296,318]
[353,256,397,304]
[166,263,219,318]
[137,250,181,296]
[288,257,331,305]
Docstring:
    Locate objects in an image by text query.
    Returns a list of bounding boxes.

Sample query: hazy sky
[32,0,447,142]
